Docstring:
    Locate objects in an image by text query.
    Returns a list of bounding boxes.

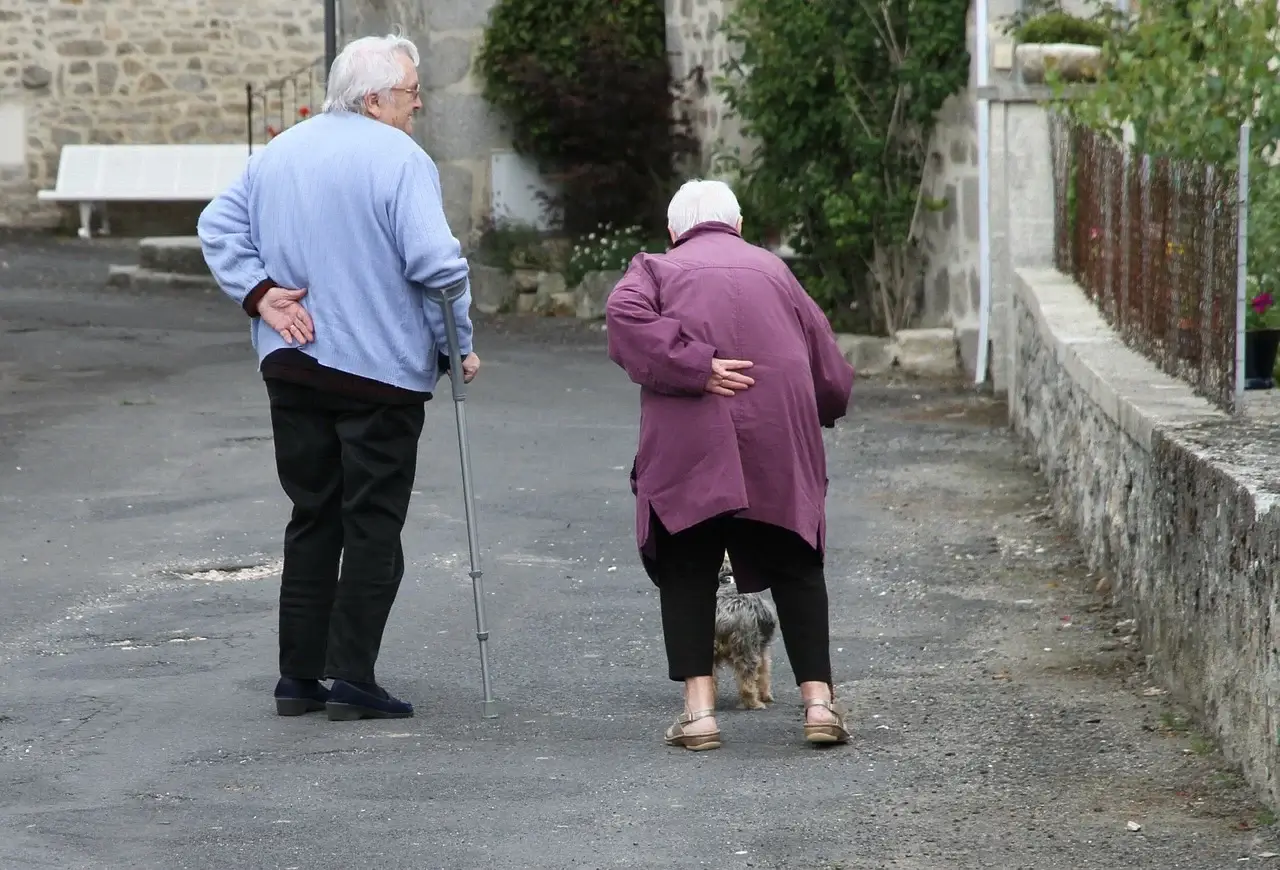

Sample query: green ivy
[475,0,696,234]
[716,0,970,335]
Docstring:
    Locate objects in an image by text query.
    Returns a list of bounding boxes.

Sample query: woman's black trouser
[652,514,832,686]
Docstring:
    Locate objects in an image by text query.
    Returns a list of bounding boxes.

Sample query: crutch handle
[424,277,469,402]
[422,277,469,305]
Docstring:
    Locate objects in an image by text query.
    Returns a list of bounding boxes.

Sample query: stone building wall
[340,0,509,247]
[663,0,752,175]
[0,0,325,231]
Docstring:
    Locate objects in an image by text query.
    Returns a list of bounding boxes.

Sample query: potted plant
[1010,6,1111,85]
[1244,275,1280,390]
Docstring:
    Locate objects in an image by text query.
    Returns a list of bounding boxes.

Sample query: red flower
[298,106,311,118]
[1252,292,1273,315]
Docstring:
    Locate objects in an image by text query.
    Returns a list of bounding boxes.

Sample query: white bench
[37,143,252,239]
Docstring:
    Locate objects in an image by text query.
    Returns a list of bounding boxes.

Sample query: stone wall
[1011,266,1280,809]
[340,0,509,246]
[0,0,324,231]
[663,0,752,174]
[919,94,980,331]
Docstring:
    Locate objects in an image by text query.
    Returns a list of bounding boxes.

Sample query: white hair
[666,179,742,238]
[322,33,420,114]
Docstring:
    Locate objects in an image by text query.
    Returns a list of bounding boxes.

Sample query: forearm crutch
[424,278,499,720]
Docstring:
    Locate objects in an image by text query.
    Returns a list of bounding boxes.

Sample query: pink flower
[1089,227,1101,241]
[1252,292,1273,315]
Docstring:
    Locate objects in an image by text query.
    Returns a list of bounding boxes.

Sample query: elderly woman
[605,179,856,751]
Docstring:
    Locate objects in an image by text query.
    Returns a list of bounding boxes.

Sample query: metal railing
[245,57,326,153]
[1050,114,1249,411]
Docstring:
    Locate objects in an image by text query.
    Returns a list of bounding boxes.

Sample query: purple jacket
[605,222,855,592]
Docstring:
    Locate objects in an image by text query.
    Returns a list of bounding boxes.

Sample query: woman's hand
[705,358,754,397]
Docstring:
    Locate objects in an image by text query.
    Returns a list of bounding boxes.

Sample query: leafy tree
[1053,0,1280,305]
[716,0,970,335]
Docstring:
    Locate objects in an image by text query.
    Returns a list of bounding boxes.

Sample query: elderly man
[605,179,855,751]
[198,33,477,721]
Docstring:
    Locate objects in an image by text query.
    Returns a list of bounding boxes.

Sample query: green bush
[563,224,668,289]
[475,0,698,235]
[716,0,970,335]
[1014,11,1110,46]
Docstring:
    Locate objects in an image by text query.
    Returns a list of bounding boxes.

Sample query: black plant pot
[1245,328,1280,390]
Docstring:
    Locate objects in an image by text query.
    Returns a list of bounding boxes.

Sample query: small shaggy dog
[714,553,778,709]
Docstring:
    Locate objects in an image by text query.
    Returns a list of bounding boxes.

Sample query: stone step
[138,236,210,277]
[105,264,220,294]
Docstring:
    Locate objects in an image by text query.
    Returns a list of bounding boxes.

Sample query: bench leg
[77,202,93,239]
[98,202,111,237]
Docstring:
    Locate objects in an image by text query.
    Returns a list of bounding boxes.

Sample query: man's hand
[462,352,480,383]
[257,286,314,346]
[705,358,754,397]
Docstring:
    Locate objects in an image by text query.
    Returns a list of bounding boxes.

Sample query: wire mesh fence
[1049,114,1242,410]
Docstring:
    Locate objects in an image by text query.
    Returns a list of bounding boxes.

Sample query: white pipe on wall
[973,0,992,385]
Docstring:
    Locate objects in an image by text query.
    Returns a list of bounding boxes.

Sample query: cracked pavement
[0,231,1276,869]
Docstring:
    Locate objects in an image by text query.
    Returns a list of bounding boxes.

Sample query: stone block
[429,0,499,32]
[424,36,474,89]
[515,291,538,314]
[511,269,542,294]
[535,271,566,305]
[138,236,210,276]
[573,270,620,320]
[435,160,474,238]
[895,327,960,376]
[962,176,979,243]
[425,93,508,162]
[469,263,515,314]
[835,334,895,376]
[545,291,577,317]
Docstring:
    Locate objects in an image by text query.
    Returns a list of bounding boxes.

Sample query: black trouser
[266,378,425,685]
[653,514,833,686]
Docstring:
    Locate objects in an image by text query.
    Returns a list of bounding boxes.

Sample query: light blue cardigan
[197,110,473,393]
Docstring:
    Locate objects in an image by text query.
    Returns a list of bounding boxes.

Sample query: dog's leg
[757,647,774,703]
[736,657,766,709]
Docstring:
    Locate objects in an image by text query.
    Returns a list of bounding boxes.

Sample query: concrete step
[106,264,220,293]
[138,236,210,277]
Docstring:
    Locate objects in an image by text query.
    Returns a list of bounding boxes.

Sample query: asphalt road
[1,232,1276,869]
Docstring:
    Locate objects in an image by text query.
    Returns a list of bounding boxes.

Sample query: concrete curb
[836,328,962,378]
[106,264,220,292]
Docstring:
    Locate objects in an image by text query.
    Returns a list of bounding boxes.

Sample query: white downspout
[973,0,992,385]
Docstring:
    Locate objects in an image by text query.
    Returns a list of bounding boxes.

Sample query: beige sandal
[664,708,722,751]
[803,697,851,745]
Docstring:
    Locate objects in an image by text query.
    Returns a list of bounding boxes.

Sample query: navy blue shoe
[274,677,330,716]
[325,680,414,721]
